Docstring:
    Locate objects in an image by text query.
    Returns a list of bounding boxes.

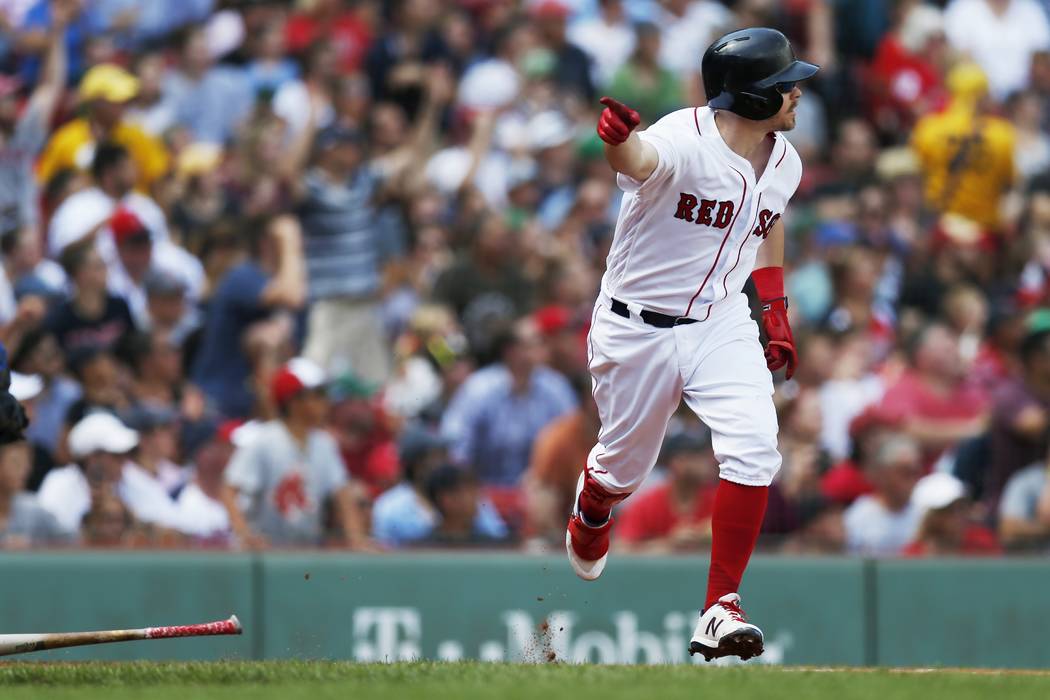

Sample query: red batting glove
[752,266,798,380]
[597,96,641,145]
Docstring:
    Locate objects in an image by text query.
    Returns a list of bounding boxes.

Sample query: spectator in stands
[141,270,194,344]
[37,63,169,190]
[11,329,80,462]
[165,24,254,146]
[441,318,576,488]
[59,348,128,465]
[273,40,339,138]
[531,1,594,103]
[606,22,682,124]
[617,431,720,553]
[987,312,1050,506]
[658,0,732,105]
[568,0,634,89]
[524,374,599,543]
[422,465,511,548]
[844,434,923,556]
[244,16,298,95]
[780,498,846,555]
[222,358,369,548]
[45,241,134,361]
[0,439,68,547]
[174,419,239,546]
[297,125,401,384]
[0,1,66,242]
[911,62,1016,244]
[123,329,200,423]
[820,407,893,506]
[37,411,139,536]
[903,472,1000,556]
[944,0,1050,101]
[191,214,306,418]
[878,322,988,464]
[998,452,1050,550]
[372,425,507,548]
[328,373,398,498]
[47,142,205,306]
[106,207,155,326]
[432,217,535,348]
[285,0,373,75]
[868,2,947,135]
[122,404,186,497]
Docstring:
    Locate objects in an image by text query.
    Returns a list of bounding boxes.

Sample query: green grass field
[1,661,1049,700]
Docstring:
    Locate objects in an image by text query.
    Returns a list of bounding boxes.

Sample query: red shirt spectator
[868,4,948,132]
[877,323,989,464]
[285,1,373,73]
[901,524,1001,556]
[903,472,1002,557]
[617,431,718,551]
[618,481,717,544]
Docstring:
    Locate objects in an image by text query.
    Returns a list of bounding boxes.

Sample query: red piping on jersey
[721,192,763,301]
[774,140,787,169]
[683,165,748,317]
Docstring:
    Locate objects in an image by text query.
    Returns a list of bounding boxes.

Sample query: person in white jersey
[565,27,818,662]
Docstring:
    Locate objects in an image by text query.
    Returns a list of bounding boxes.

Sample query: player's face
[771,84,802,132]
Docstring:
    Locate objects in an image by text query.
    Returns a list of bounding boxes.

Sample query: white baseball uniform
[587,106,803,495]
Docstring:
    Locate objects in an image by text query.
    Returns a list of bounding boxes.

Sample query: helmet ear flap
[731,88,783,121]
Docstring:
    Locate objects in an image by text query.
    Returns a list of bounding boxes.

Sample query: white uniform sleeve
[615,111,689,194]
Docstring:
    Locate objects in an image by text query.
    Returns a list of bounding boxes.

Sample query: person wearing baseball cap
[221,358,371,549]
[902,472,1000,557]
[0,3,69,242]
[35,411,139,536]
[37,63,170,190]
[110,206,153,286]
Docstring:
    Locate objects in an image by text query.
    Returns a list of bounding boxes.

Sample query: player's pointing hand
[597,97,641,145]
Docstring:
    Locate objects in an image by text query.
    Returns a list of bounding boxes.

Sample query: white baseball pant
[586,290,781,494]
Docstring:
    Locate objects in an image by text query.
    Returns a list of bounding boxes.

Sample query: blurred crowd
[2,0,1050,557]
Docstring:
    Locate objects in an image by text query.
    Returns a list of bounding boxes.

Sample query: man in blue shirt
[441,318,577,487]
[191,214,306,418]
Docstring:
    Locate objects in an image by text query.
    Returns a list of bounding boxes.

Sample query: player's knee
[716,435,781,486]
[587,445,655,494]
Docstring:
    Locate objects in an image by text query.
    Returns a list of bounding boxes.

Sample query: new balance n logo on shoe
[705,618,723,637]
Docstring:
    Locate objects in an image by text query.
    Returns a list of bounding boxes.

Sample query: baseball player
[566,28,818,662]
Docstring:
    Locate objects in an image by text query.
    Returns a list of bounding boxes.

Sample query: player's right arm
[597,97,659,182]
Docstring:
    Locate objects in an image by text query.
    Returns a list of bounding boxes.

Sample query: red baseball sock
[705,479,769,609]
[578,469,627,525]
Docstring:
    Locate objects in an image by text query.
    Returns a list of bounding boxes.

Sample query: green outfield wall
[0,553,1043,668]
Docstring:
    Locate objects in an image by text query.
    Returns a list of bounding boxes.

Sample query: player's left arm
[751,218,797,379]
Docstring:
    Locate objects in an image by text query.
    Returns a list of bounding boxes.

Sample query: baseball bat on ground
[0,615,242,656]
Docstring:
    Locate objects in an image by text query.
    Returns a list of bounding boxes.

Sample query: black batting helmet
[702,28,819,121]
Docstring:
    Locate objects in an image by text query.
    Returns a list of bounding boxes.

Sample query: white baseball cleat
[565,473,614,581]
[688,593,764,661]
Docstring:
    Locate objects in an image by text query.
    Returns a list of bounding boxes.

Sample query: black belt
[610,298,698,328]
